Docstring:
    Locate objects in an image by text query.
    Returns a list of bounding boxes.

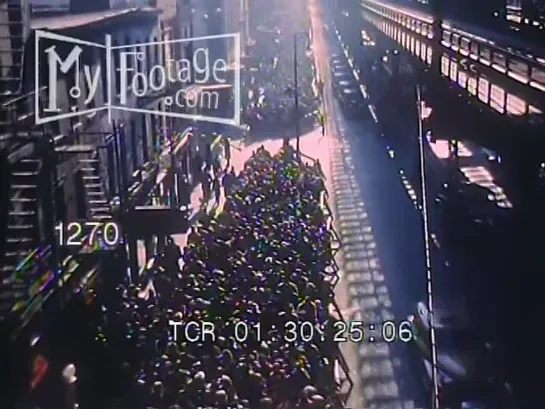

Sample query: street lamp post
[293,33,301,152]
[416,84,440,409]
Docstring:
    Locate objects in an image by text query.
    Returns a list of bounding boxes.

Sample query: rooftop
[30,7,159,31]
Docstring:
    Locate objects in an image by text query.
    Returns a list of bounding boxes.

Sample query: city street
[139,1,503,406]
[307,0,457,407]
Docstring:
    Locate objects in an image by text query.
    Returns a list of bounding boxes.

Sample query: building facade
[0,0,198,405]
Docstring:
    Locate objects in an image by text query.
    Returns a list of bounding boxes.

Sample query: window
[490,85,505,113]
[113,40,120,97]
[506,94,527,115]
[458,70,467,88]
[467,76,477,95]
[421,43,426,61]
[531,67,545,85]
[451,33,460,47]
[141,115,149,162]
[450,60,458,81]
[478,77,489,103]
[154,39,162,85]
[150,114,158,155]
[508,59,528,78]
[146,37,152,75]
[480,46,491,62]
[492,52,506,68]
[427,47,432,64]
[421,24,428,36]
[106,137,117,196]
[118,126,129,188]
[470,41,478,57]
[124,35,133,87]
[442,30,450,43]
[441,55,449,76]
[460,37,470,52]
[99,44,108,104]
[415,39,420,57]
[130,119,138,170]
[138,43,145,74]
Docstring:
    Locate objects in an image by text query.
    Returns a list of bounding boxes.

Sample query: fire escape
[0,0,116,337]
[0,0,56,327]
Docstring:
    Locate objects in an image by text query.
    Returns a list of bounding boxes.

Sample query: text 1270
[55,221,121,248]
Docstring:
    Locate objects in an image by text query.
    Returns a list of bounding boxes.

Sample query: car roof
[333,70,351,77]
[417,300,470,329]
[342,87,360,94]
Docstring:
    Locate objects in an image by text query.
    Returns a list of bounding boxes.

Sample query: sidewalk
[136,136,240,267]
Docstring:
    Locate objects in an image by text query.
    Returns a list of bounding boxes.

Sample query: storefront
[0,245,125,409]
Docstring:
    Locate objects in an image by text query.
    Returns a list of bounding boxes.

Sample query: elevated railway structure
[360,0,545,123]
[338,0,545,192]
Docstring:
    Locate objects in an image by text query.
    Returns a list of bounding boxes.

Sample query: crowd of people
[89,144,344,409]
[242,5,319,134]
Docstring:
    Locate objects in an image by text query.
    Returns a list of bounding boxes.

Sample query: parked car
[408,300,513,409]
[338,86,365,118]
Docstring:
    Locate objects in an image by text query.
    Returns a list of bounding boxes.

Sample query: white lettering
[149,65,166,91]
[213,58,227,83]
[83,65,101,105]
[193,48,210,83]
[184,321,200,342]
[44,45,83,112]
[201,90,219,109]
[119,52,133,104]
[177,58,192,83]
[132,71,148,97]
[166,58,177,82]
[169,320,182,342]
[185,89,198,108]
[202,322,216,341]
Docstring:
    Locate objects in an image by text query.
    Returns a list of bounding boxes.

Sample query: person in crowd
[212,174,221,204]
[223,136,231,169]
[222,167,236,197]
[318,110,326,136]
[86,144,344,409]
[192,150,203,185]
[163,236,182,273]
[205,143,213,172]
[176,174,191,208]
[213,155,222,177]
[201,171,212,205]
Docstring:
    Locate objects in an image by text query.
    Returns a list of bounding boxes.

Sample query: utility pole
[430,0,443,75]
[416,85,440,409]
[293,34,301,152]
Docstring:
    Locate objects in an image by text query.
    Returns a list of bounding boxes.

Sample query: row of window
[374,17,543,118]
[442,30,545,88]
[364,1,545,91]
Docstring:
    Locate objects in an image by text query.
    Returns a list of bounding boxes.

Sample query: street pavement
[136,142,244,267]
[314,1,528,408]
[309,0,437,407]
